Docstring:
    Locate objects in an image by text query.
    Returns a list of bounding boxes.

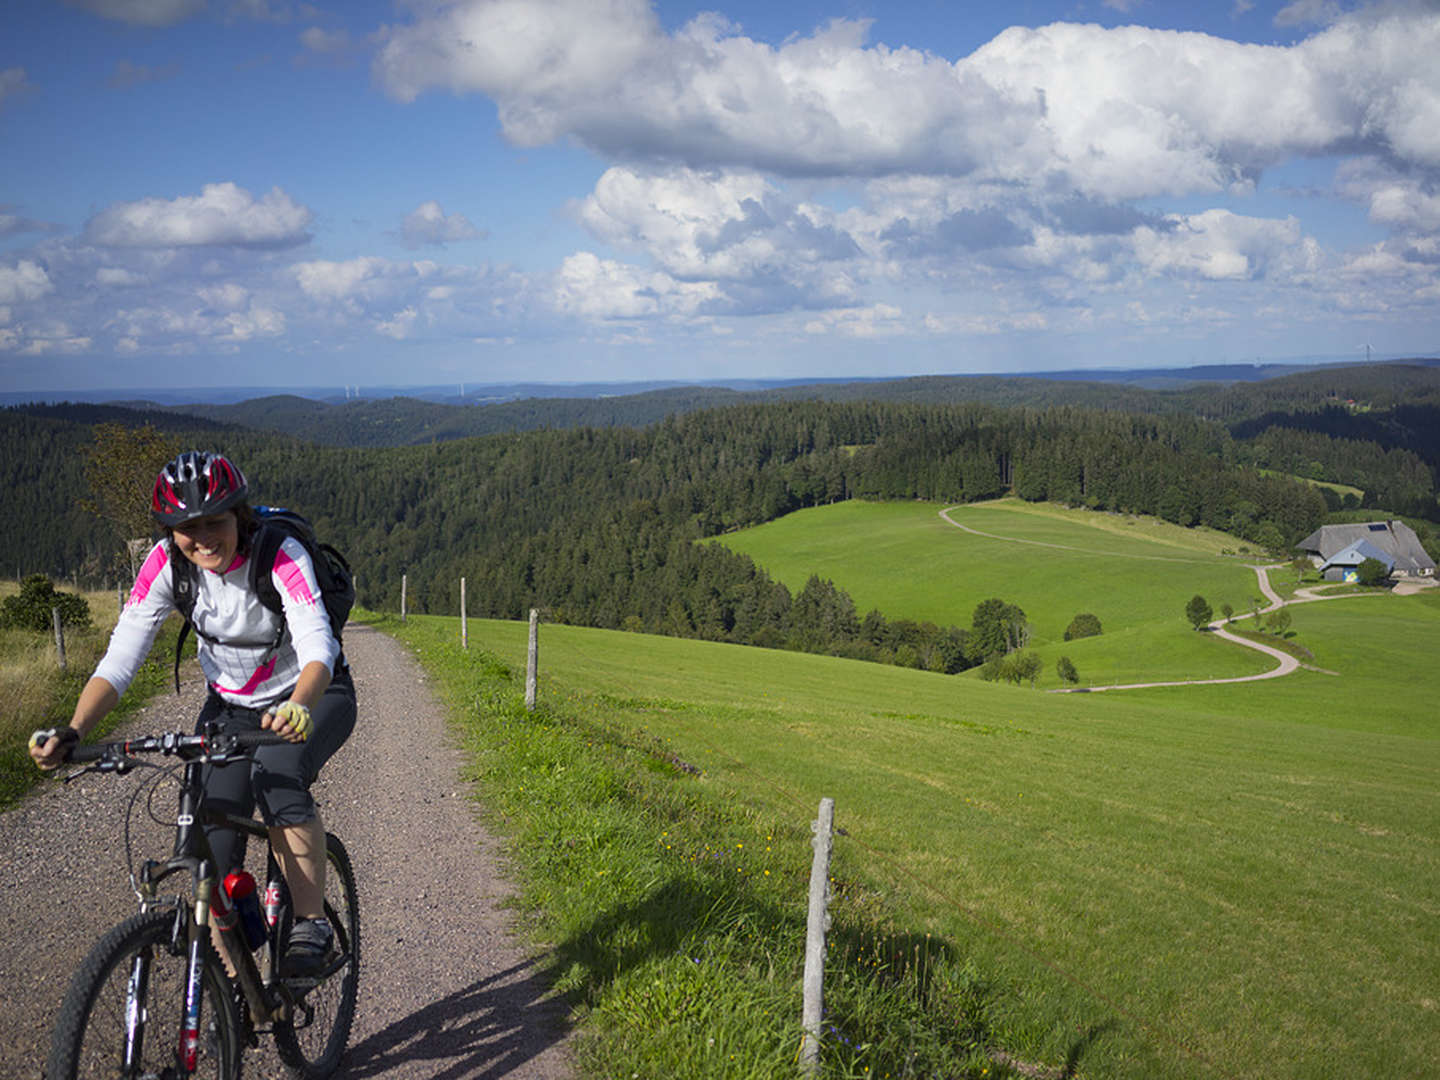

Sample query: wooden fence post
[525,608,539,711]
[401,574,408,623]
[52,607,67,672]
[460,577,468,649]
[800,797,835,1076]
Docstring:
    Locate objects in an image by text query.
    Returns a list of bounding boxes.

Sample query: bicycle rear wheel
[273,833,360,1079]
[47,907,242,1080]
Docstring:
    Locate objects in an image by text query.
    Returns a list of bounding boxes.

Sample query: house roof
[1320,539,1395,571]
[1298,521,1436,573]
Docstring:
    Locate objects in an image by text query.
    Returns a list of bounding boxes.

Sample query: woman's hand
[29,727,79,770]
[262,701,313,743]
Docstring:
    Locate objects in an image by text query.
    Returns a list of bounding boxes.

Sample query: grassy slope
[710,499,1273,687]
[456,595,1438,1080]
[0,584,176,806]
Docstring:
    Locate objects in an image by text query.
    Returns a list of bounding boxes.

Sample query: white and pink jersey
[95,537,341,709]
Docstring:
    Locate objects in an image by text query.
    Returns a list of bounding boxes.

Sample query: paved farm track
[0,623,574,1079]
[938,504,1427,693]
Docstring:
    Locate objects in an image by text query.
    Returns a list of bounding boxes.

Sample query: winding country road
[0,624,575,1079]
[937,504,1422,694]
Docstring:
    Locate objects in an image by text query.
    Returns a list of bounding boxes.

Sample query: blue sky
[2,0,1438,392]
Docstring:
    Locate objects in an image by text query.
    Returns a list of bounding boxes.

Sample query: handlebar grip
[67,742,109,764]
[235,730,291,748]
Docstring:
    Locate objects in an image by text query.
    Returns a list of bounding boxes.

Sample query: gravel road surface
[0,623,574,1079]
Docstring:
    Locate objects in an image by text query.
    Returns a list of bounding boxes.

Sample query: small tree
[1056,655,1079,685]
[80,422,180,582]
[978,655,1010,682]
[1013,651,1043,688]
[1185,594,1214,631]
[1063,613,1102,641]
[1266,608,1293,636]
[1220,602,1235,622]
[1356,558,1390,587]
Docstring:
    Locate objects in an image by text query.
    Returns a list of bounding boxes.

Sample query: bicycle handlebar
[68,728,291,766]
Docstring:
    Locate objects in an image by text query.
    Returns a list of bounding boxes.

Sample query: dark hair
[234,503,259,555]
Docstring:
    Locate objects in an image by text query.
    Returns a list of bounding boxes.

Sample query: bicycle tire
[46,907,242,1080]
[272,833,360,1079]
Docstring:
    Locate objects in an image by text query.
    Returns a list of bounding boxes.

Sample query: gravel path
[0,623,575,1079]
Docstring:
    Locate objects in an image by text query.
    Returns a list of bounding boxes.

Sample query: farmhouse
[1298,521,1436,580]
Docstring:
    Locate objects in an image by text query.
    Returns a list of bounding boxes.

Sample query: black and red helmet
[151,451,249,527]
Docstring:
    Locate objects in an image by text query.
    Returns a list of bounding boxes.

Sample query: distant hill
[15,361,1440,455]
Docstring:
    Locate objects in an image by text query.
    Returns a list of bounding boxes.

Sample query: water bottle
[224,870,267,950]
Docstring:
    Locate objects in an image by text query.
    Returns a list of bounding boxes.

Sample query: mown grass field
[448,584,1439,1080]
[710,499,1276,688]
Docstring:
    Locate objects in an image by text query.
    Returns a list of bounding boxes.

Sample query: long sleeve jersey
[95,537,340,710]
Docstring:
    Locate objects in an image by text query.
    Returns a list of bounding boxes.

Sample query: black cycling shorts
[198,662,356,872]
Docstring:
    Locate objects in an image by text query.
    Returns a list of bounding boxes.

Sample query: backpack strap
[170,541,198,694]
[248,523,288,618]
[247,522,290,659]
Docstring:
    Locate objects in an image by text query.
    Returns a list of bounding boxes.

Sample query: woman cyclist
[30,450,357,976]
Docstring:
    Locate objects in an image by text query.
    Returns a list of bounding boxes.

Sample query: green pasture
[1258,469,1364,500]
[710,499,1271,685]
[455,588,1440,1080]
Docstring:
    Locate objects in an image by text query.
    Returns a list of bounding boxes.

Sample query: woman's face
[171,511,239,573]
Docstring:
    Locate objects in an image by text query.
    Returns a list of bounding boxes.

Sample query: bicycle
[41,723,360,1080]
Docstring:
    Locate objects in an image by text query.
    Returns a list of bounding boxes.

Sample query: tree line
[2,397,1367,674]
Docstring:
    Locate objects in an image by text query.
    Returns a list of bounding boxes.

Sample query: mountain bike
[42,723,360,1080]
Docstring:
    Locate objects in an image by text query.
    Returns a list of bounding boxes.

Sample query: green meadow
[452,584,1439,1080]
[710,499,1276,687]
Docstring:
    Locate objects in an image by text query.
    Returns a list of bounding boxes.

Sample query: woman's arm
[30,676,119,769]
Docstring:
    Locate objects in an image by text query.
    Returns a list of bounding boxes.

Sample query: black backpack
[170,506,354,692]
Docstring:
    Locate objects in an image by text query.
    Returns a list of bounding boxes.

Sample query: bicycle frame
[119,740,296,1070]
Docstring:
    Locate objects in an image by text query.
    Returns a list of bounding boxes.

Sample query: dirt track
[0,623,574,1079]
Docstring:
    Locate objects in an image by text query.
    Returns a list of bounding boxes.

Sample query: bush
[1063,613,1102,641]
[0,576,91,632]
[1357,557,1391,587]
[1057,656,1079,685]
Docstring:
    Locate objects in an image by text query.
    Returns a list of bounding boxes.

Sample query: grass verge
[0,587,179,808]
[372,609,1035,1080]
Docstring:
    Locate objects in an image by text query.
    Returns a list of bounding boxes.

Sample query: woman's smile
[172,511,239,573]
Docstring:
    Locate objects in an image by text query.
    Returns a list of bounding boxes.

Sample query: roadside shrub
[0,575,91,632]
[1063,613,1102,641]
[1056,656,1079,685]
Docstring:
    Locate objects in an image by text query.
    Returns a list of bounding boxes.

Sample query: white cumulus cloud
[552,252,718,319]
[1132,209,1307,280]
[0,261,54,304]
[399,201,482,249]
[84,183,314,249]
[375,0,1440,201]
[576,166,860,283]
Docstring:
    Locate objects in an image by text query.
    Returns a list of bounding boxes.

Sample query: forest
[3,362,1438,674]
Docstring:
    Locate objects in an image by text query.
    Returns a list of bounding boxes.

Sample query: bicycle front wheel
[46,908,242,1080]
[273,832,360,1079]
